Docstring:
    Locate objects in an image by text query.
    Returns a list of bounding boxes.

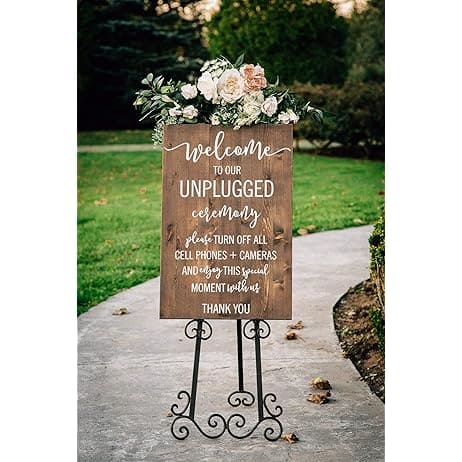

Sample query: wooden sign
[160,124,292,319]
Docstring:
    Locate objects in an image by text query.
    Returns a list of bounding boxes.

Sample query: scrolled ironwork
[226,414,283,441]
[170,319,284,440]
[243,319,271,340]
[227,390,255,408]
[263,393,283,418]
[184,319,213,340]
[171,416,191,440]
[171,414,227,440]
[261,417,283,441]
[170,390,191,416]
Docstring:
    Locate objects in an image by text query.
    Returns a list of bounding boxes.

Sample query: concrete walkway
[78,225,384,462]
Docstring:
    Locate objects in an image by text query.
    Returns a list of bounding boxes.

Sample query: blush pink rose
[240,64,267,92]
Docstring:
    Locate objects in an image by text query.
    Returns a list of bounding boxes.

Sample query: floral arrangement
[134,55,322,144]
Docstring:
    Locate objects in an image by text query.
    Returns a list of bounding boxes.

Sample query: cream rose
[277,111,291,124]
[197,72,218,102]
[261,96,278,117]
[217,69,245,104]
[278,109,299,124]
[234,92,264,128]
[242,91,264,118]
[240,64,267,93]
[287,109,299,123]
[182,105,198,119]
[168,107,182,117]
[180,83,197,100]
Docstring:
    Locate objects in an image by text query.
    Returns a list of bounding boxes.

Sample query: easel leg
[237,319,244,392]
[254,320,264,421]
[170,319,283,440]
[170,319,226,439]
[189,319,202,419]
[228,320,255,407]
[227,320,283,440]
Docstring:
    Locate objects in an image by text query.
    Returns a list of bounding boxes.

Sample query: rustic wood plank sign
[160,124,292,319]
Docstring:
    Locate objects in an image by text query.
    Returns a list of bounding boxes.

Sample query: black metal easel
[170,319,283,440]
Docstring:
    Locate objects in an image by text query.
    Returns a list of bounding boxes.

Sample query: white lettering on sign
[164,130,291,163]
[179,179,275,198]
[191,205,261,229]
[160,124,293,320]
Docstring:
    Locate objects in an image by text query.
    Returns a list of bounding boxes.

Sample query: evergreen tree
[345,0,385,83]
[78,0,207,129]
[207,0,348,85]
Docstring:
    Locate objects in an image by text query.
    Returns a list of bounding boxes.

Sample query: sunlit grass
[78,129,152,146]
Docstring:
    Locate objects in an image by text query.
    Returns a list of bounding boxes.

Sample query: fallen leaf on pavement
[288,320,304,330]
[281,433,299,444]
[112,308,129,316]
[310,377,332,390]
[306,225,317,232]
[286,331,298,340]
[297,228,308,235]
[306,391,331,404]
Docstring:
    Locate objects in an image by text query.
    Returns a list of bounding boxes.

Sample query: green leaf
[234,53,245,68]
[153,76,164,87]
[139,108,157,121]
[134,96,146,106]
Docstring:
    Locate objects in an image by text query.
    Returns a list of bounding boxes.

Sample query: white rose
[181,83,197,100]
[182,105,198,119]
[217,69,245,104]
[261,96,278,117]
[197,72,218,102]
[277,111,291,124]
[234,92,264,128]
[168,107,182,117]
[242,91,264,118]
[287,109,299,123]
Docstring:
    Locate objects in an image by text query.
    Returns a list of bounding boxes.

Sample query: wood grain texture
[160,124,292,319]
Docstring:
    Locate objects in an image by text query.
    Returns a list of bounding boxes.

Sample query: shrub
[292,81,385,152]
[369,308,385,354]
[207,0,348,85]
[345,0,385,84]
[369,207,385,354]
[369,206,385,315]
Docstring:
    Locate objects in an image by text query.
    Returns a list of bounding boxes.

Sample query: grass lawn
[78,130,152,146]
[78,151,384,315]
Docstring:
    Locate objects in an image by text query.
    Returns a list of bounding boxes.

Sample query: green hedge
[292,81,385,151]
[369,207,385,354]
